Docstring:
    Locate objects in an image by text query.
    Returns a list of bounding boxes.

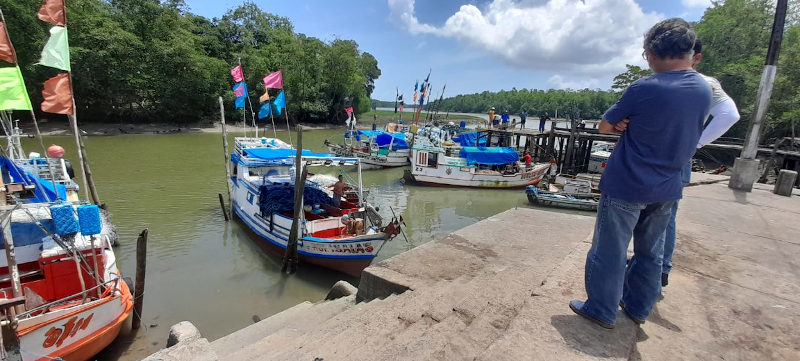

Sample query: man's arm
[697,98,740,147]
[599,118,630,134]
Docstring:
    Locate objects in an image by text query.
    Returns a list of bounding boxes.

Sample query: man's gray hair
[644,18,697,60]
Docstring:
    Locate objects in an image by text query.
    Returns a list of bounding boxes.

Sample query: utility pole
[729,0,788,191]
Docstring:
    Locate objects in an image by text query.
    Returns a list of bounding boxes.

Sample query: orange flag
[41,73,74,115]
[0,22,16,63]
[37,0,66,26]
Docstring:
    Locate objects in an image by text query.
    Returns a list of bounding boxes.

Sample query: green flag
[38,26,70,72]
[0,66,32,110]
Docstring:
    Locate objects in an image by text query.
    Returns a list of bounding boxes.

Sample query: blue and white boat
[231,137,399,276]
[325,129,410,169]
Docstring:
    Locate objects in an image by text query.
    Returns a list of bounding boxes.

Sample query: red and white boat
[0,159,132,361]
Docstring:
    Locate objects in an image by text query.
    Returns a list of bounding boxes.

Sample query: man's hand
[614,118,630,132]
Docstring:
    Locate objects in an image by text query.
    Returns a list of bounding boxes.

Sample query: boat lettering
[42,313,94,348]
[414,167,423,172]
[521,169,545,180]
[247,191,255,205]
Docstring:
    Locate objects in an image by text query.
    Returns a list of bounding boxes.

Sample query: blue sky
[184,0,712,101]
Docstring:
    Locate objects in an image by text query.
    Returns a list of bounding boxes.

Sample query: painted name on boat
[43,313,94,348]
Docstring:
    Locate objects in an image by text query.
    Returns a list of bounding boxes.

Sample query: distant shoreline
[20,120,343,137]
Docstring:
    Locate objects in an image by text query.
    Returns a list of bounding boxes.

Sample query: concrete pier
[144,173,799,361]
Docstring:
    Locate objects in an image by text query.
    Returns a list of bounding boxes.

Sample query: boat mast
[1,208,24,315]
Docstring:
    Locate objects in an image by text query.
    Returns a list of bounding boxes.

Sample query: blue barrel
[460,120,466,128]
[77,204,102,236]
[51,203,80,234]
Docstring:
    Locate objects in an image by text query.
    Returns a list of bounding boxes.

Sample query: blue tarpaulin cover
[459,147,519,165]
[453,132,487,147]
[356,130,408,149]
[243,148,335,160]
[1,156,66,202]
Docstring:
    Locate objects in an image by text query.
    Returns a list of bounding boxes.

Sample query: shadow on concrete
[732,188,750,204]
[647,306,682,333]
[551,314,642,358]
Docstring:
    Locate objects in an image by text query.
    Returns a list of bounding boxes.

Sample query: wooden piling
[219,97,233,221]
[218,193,229,221]
[282,126,305,274]
[132,228,148,329]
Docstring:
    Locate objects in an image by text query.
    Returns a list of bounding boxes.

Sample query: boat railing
[16,276,121,320]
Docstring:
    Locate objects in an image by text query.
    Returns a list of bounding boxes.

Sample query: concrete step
[209,301,314,355]
[222,294,358,360]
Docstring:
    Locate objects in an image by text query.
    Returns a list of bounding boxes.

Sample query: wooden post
[219,97,233,220]
[2,212,24,315]
[282,126,305,274]
[564,118,577,174]
[132,229,148,329]
[218,193,229,221]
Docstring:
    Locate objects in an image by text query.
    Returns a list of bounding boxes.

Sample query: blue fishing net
[258,184,334,215]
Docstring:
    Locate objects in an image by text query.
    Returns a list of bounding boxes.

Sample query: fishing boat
[0,153,132,361]
[231,137,401,277]
[324,126,410,169]
[404,126,551,188]
[525,186,599,211]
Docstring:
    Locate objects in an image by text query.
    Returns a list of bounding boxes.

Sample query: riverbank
[144,173,799,360]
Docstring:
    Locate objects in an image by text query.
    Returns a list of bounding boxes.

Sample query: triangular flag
[273,90,286,115]
[258,102,272,119]
[262,70,282,89]
[231,65,244,83]
[0,22,17,64]
[38,26,70,71]
[41,73,73,115]
[37,0,66,26]
[259,92,270,103]
[0,66,32,110]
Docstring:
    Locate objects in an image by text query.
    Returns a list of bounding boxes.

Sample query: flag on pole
[232,82,248,109]
[37,0,66,26]
[0,66,32,110]
[398,94,404,113]
[0,22,17,64]
[258,102,272,119]
[262,70,283,89]
[230,65,244,82]
[273,90,286,115]
[41,73,73,115]
[38,26,70,71]
[413,81,418,103]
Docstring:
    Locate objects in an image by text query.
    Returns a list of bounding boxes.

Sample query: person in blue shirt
[501,110,510,129]
[569,18,712,329]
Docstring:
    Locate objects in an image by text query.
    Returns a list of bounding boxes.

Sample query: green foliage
[0,0,379,124]
[431,88,619,120]
[611,65,653,92]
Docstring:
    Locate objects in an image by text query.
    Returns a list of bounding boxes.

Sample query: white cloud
[682,0,711,9]
[547,74,602,90]
[388,0,661,84]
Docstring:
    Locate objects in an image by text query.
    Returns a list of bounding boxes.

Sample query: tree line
[2,0,380,124]
[430,0,800,142]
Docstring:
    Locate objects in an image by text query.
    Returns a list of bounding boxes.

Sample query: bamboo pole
[219,97,233,220]
[29,110,60,201]
[2,211,24,315]
[132,228,148,329]
[282,126,304,274]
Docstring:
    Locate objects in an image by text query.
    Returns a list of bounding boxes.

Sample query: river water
[24,128,590,360]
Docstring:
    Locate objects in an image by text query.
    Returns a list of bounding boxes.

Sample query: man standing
[569,18,711,329]
[520,109,528,129]
[501,110,510,129]
[331,175,346,207]
[538,112,550,132]
[488,107,496,128]
[661,39,741,287]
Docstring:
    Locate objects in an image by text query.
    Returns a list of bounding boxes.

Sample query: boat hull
[327,144,409,169]
[17,276,133,361]
[232,179,387,277]
[525,188,599,211]
[407,163,550,188]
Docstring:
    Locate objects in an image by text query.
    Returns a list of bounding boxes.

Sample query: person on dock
[520,109,528,129]
[501,110,510,129]
[488,107,496,128]
[660,38,741,288]
[539,112,550,132]
[569,18,711,329]
[523,151,532,171]
[331,175,346,207]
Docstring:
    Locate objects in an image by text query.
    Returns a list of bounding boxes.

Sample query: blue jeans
[661,162,692,275]
[579,194,675,324]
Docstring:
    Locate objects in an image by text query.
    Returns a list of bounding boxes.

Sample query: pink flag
[233,82,246,97]
[262,70,283,89]
[230,65,244,82]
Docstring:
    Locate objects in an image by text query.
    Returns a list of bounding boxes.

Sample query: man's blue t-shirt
[600,70,712,203]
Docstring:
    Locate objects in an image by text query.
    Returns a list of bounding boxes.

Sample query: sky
[183,0,713,101]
